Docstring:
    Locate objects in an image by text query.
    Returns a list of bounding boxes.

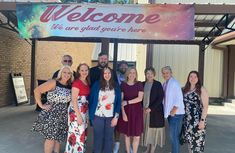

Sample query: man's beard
[119,69,126,74]
[98,62,108,68]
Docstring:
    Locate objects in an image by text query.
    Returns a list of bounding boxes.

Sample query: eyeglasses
[63,60,72,63]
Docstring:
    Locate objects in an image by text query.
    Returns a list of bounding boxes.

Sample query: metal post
[113,41,118,72]
[198,43,205,85]
[30,39,36,104]
[146,44,153,67]
[101,38,110,55]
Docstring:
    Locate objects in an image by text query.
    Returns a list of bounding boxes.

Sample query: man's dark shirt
[52,70,60,79]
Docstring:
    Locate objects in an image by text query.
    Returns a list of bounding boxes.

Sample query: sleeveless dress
[65,79,90,153]
[182,90,206,153]
[32,81,71,142]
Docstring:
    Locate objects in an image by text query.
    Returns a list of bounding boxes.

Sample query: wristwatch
[200,118,205,121]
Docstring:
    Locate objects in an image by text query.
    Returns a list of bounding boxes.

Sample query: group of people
[32,52,209,153]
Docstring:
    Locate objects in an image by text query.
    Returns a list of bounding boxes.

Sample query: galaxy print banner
[16,4,195,40]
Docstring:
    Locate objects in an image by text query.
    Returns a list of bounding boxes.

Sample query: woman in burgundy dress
[117,67,144,153]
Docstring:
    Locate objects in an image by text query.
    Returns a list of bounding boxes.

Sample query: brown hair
[75,63,90,85]
[183,71,201,95]
[144,66,156,76]
[98,52,108,57]
[100,67,115,91]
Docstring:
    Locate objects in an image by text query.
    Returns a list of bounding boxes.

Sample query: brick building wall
[0,37,96,107]
[0,14,97,107]
[35,41,95,81]
[0,18,32,107]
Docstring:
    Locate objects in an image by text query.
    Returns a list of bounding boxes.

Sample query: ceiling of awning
[0,2,235,45]
[194,14,235,44]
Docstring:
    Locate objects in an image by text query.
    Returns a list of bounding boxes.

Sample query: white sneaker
[113,142,120,153]
[130,147,133,153]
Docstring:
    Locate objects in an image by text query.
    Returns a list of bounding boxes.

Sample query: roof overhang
[0,2,16,10]
[195,4,235,15]
[1,3,235,14]
[212,31,235,46]
[0,1,60,11]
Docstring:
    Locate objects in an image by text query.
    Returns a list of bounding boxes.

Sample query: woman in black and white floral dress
[32,65,74,153]
[182,71,209,153]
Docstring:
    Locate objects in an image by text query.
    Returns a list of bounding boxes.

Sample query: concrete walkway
[0,104,234,153]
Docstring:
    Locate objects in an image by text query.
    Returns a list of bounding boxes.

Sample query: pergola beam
[0,2,16,11]
[1,2,235,15]
[36,37,201,45]
[195,21,218,27]
[195,4,235,15]
[195,31,212,37]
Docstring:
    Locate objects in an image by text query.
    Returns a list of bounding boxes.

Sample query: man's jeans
[168,114,184,153]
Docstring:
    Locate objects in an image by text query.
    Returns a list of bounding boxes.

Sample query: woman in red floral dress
[65,63,90,153]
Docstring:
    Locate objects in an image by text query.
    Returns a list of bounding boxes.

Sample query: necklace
[105,82,110,91]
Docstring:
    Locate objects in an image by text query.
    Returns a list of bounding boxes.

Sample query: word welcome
[40,5,161,24]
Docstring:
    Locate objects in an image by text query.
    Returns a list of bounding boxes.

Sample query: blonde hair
[56,65,74,85]
[125,67,138,83]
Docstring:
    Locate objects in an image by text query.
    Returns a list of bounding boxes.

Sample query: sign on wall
[16,3,195,40]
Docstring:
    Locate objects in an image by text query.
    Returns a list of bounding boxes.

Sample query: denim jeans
[168,114,184,153]
[93,116,114,153]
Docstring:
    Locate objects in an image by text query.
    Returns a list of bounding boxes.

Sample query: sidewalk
[0,104,234,153]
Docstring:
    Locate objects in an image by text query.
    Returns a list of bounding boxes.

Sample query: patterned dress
[182,90,206,153]
[32,81,71,142]
[65,79,90,153]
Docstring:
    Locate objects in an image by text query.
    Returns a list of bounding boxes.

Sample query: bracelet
[126,100,129,105]
[114,113,119,118]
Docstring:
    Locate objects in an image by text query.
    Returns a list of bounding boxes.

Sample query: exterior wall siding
[152,44,199,86]
[152,44,224,97]
[136,44,147,81]
[204,45,223,97]
[92,43,136,62]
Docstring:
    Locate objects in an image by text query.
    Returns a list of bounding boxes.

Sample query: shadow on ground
[0,104,234,153]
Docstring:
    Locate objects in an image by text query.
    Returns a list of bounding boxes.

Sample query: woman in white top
[89,67,121,153]
[161,66,185,153]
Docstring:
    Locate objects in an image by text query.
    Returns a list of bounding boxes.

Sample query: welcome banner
[16,3,195,40]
